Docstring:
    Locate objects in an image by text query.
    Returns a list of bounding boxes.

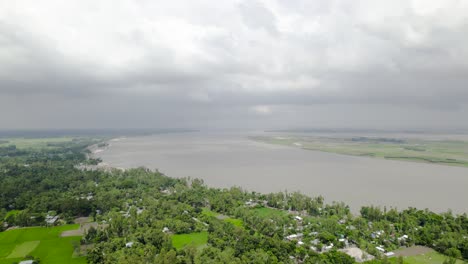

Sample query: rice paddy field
[253,135,468,167]
[0,225,86,264]
[171,232,208,250]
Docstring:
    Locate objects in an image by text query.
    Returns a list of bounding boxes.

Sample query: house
[294,216,303,221]
[297,241,305,246]
[19,261,34,264]
[323,243,334,251]
[125,242,134,248]
[245,199,258,207]
[376,246,385,253]
[162,227,170,233]
[285,233,303,241]
[384,252,395,257]
[398,235,409,241]
[45,215,58,225]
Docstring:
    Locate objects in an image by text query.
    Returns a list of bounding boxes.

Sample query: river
[96,132,468,214]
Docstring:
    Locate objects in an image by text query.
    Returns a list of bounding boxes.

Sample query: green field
[171,232,208,250]
[202,208,244,228]
[253,136,468,167]
[0,225,86,264]
[6,241,40,258]
[391,251,465,264]
[0,137,75,150]
[224,218,243,227]
[201,208,218,218]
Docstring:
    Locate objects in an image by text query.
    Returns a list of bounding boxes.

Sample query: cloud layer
[1,0,468,130]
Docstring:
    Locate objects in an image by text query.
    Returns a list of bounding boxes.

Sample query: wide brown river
[97,132,468,214]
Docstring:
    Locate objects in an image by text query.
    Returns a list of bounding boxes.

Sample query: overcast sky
[1,0,468,131]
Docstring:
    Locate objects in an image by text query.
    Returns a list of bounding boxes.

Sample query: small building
[384,252,395,257]
[19,261,34,264]
[162,227,170,233]
[286,233,303,241]
[294,216,303,221]
[45,215,59,225]
[323,243,334,251]
[125,242,134,248]
[376,246,385,253]
[398,234,409,241]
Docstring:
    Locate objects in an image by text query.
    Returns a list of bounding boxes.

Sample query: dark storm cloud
[1,0,468,130]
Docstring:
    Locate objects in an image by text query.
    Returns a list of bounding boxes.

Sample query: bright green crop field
[171,232,208,250]
[0,225,86,264]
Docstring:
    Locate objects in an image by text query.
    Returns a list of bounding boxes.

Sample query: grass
[253,136,468,168]
[224,218,243,227]
[6,241,40,258]
[201,208,244,228]
[0,137,75,150]
[0,225,86,264]
[252,207,287,218]
[172,231,208,250]
[201,208,218,218]
[391,251,465,264]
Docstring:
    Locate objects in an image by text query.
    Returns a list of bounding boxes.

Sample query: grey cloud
[0,0,468,130]
[238,0,278,35]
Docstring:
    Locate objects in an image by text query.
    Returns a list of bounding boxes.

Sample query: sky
[1,0,468,131]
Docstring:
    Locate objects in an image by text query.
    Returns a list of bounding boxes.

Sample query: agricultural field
[171,231,208,250]
[201,208,244,228]
[0,225,86,264]
[391,252,465,264]
[169,208,245,250]
[388,246,466,263]
[251,207,287,218]
[253,135,468,167]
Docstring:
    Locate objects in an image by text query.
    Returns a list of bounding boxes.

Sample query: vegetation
[0,225,86,264]
[253,135,468,167]
[172,232,208,250]
[1,136,467,263]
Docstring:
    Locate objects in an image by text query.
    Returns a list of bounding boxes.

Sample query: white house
[285,233,303,241]
[398,234,409,241]
[125,242,134,248]
[376,246,385,253]
[323,243,334,251]
[45,215,58,225]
